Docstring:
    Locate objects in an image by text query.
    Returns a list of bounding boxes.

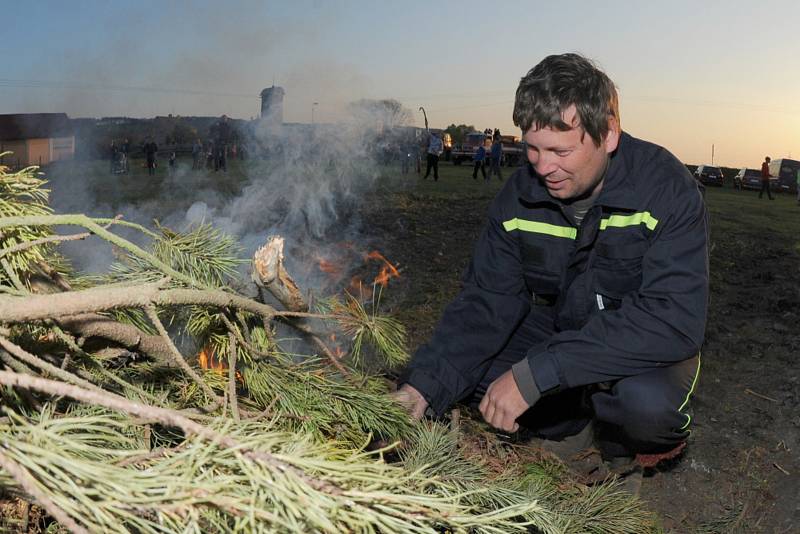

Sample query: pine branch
[143,305,221,408]
[0,370,345,496]
[0,215,122,260]
[0,283,278,323]
[58,312,177,367]
[0,214,204,288]
[0,449,89,534]
[0,334,105,395]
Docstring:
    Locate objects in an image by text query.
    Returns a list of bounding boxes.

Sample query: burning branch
[252,236,308,312]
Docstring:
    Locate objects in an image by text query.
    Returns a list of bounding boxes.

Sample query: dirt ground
[366,167,800,533]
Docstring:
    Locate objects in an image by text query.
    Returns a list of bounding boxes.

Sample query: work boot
[537,420,595,459]
[606,456,644,496]
[530,422,609,482]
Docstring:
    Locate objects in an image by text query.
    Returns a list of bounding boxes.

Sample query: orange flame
[318,258,342,276]
[365,251,400,287]
[329,333,346,359]
[198,345,226,374]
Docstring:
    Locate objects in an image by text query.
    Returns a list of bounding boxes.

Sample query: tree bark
[0,284,277,323]
[252,236,308,312]
[59,313,177,367]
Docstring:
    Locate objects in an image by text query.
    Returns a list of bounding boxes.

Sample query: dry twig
[227,331,240,421]
[744,388,779,403]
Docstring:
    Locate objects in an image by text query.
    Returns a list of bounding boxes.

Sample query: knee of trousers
[597,382,689,448]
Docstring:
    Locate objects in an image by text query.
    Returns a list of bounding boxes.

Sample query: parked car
[693,164,724,186]
[768,158,800,193]
[734,167,779,191]
[733,168,763,190]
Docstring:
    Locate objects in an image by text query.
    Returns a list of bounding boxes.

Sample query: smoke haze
[48,108,410,296]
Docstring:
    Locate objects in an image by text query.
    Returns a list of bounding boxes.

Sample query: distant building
[260,86,285,123]
[0,113,75,168]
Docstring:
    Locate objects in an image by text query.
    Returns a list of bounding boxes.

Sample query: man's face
[523,105,619,200]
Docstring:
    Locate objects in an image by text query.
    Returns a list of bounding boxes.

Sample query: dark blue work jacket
[402,132,709,416]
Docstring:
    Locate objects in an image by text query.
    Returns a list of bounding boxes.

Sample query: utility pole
[711,144,714,165]
[311,102,318,125]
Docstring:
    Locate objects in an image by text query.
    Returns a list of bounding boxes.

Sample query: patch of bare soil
[367,188,800,533]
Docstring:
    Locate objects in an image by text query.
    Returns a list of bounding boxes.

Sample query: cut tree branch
[0,214,199,288]
[0,215,123,260]
[58,313,177,367]
[0,370,344,496]
[0,283,278,323]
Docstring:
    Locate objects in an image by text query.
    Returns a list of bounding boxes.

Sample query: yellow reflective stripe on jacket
[503,218,577,239]
[599,211,659,231]
[504,211,658,238]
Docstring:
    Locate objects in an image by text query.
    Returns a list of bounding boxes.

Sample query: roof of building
[0,113,74,141]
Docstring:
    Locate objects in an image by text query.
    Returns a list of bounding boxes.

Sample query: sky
[2,0,799,168]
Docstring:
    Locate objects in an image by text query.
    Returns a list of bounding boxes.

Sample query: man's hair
[513,53,620,146]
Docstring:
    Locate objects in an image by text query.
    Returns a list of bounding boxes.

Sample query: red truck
[450,131,524,167]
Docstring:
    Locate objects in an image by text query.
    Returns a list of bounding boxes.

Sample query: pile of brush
[0,157,656,533]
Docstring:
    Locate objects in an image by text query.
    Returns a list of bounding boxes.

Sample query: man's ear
[604,116,621,154]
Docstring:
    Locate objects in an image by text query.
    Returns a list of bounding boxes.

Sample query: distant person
[400,141,412,175]
[206,141,215,170]
[472,140,487,180]
[169,151,177,173]
[796,167,800,206]
[120,138,130,173]
[144,138,158,176]
[423,131,443,181]
[212,115,231,172]
[759,156,773,200]
[192,139,202,169]
[109,140,118,174]
[489,134,503,181]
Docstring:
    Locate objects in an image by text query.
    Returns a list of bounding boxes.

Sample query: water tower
[260,86,285,124]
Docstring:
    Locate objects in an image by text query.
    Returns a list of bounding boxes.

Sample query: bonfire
[0,158,656,533]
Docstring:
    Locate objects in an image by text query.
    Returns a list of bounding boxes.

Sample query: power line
[2,77,799,117]
[0,79,260,100]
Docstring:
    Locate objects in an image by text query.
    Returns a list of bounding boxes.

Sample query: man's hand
[479,369,530,432]
[389,384,428,421]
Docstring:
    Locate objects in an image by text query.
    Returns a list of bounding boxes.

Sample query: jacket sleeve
[527,184,709,395]
[400,192,532,415]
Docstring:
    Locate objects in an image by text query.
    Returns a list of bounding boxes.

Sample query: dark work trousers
[489,157,502,180]
[424,154,440,181]
[472,160,486,180]
[758,180,773,199]
[467,305,701,457]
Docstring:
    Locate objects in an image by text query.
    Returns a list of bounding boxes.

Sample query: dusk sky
[3,0,799,168]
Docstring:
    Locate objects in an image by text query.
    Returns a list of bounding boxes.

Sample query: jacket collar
[519,132,644,211]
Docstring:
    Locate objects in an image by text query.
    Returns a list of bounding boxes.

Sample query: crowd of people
[107,115,240,176]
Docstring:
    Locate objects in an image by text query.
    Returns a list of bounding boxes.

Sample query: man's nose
[532,152,557,176]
